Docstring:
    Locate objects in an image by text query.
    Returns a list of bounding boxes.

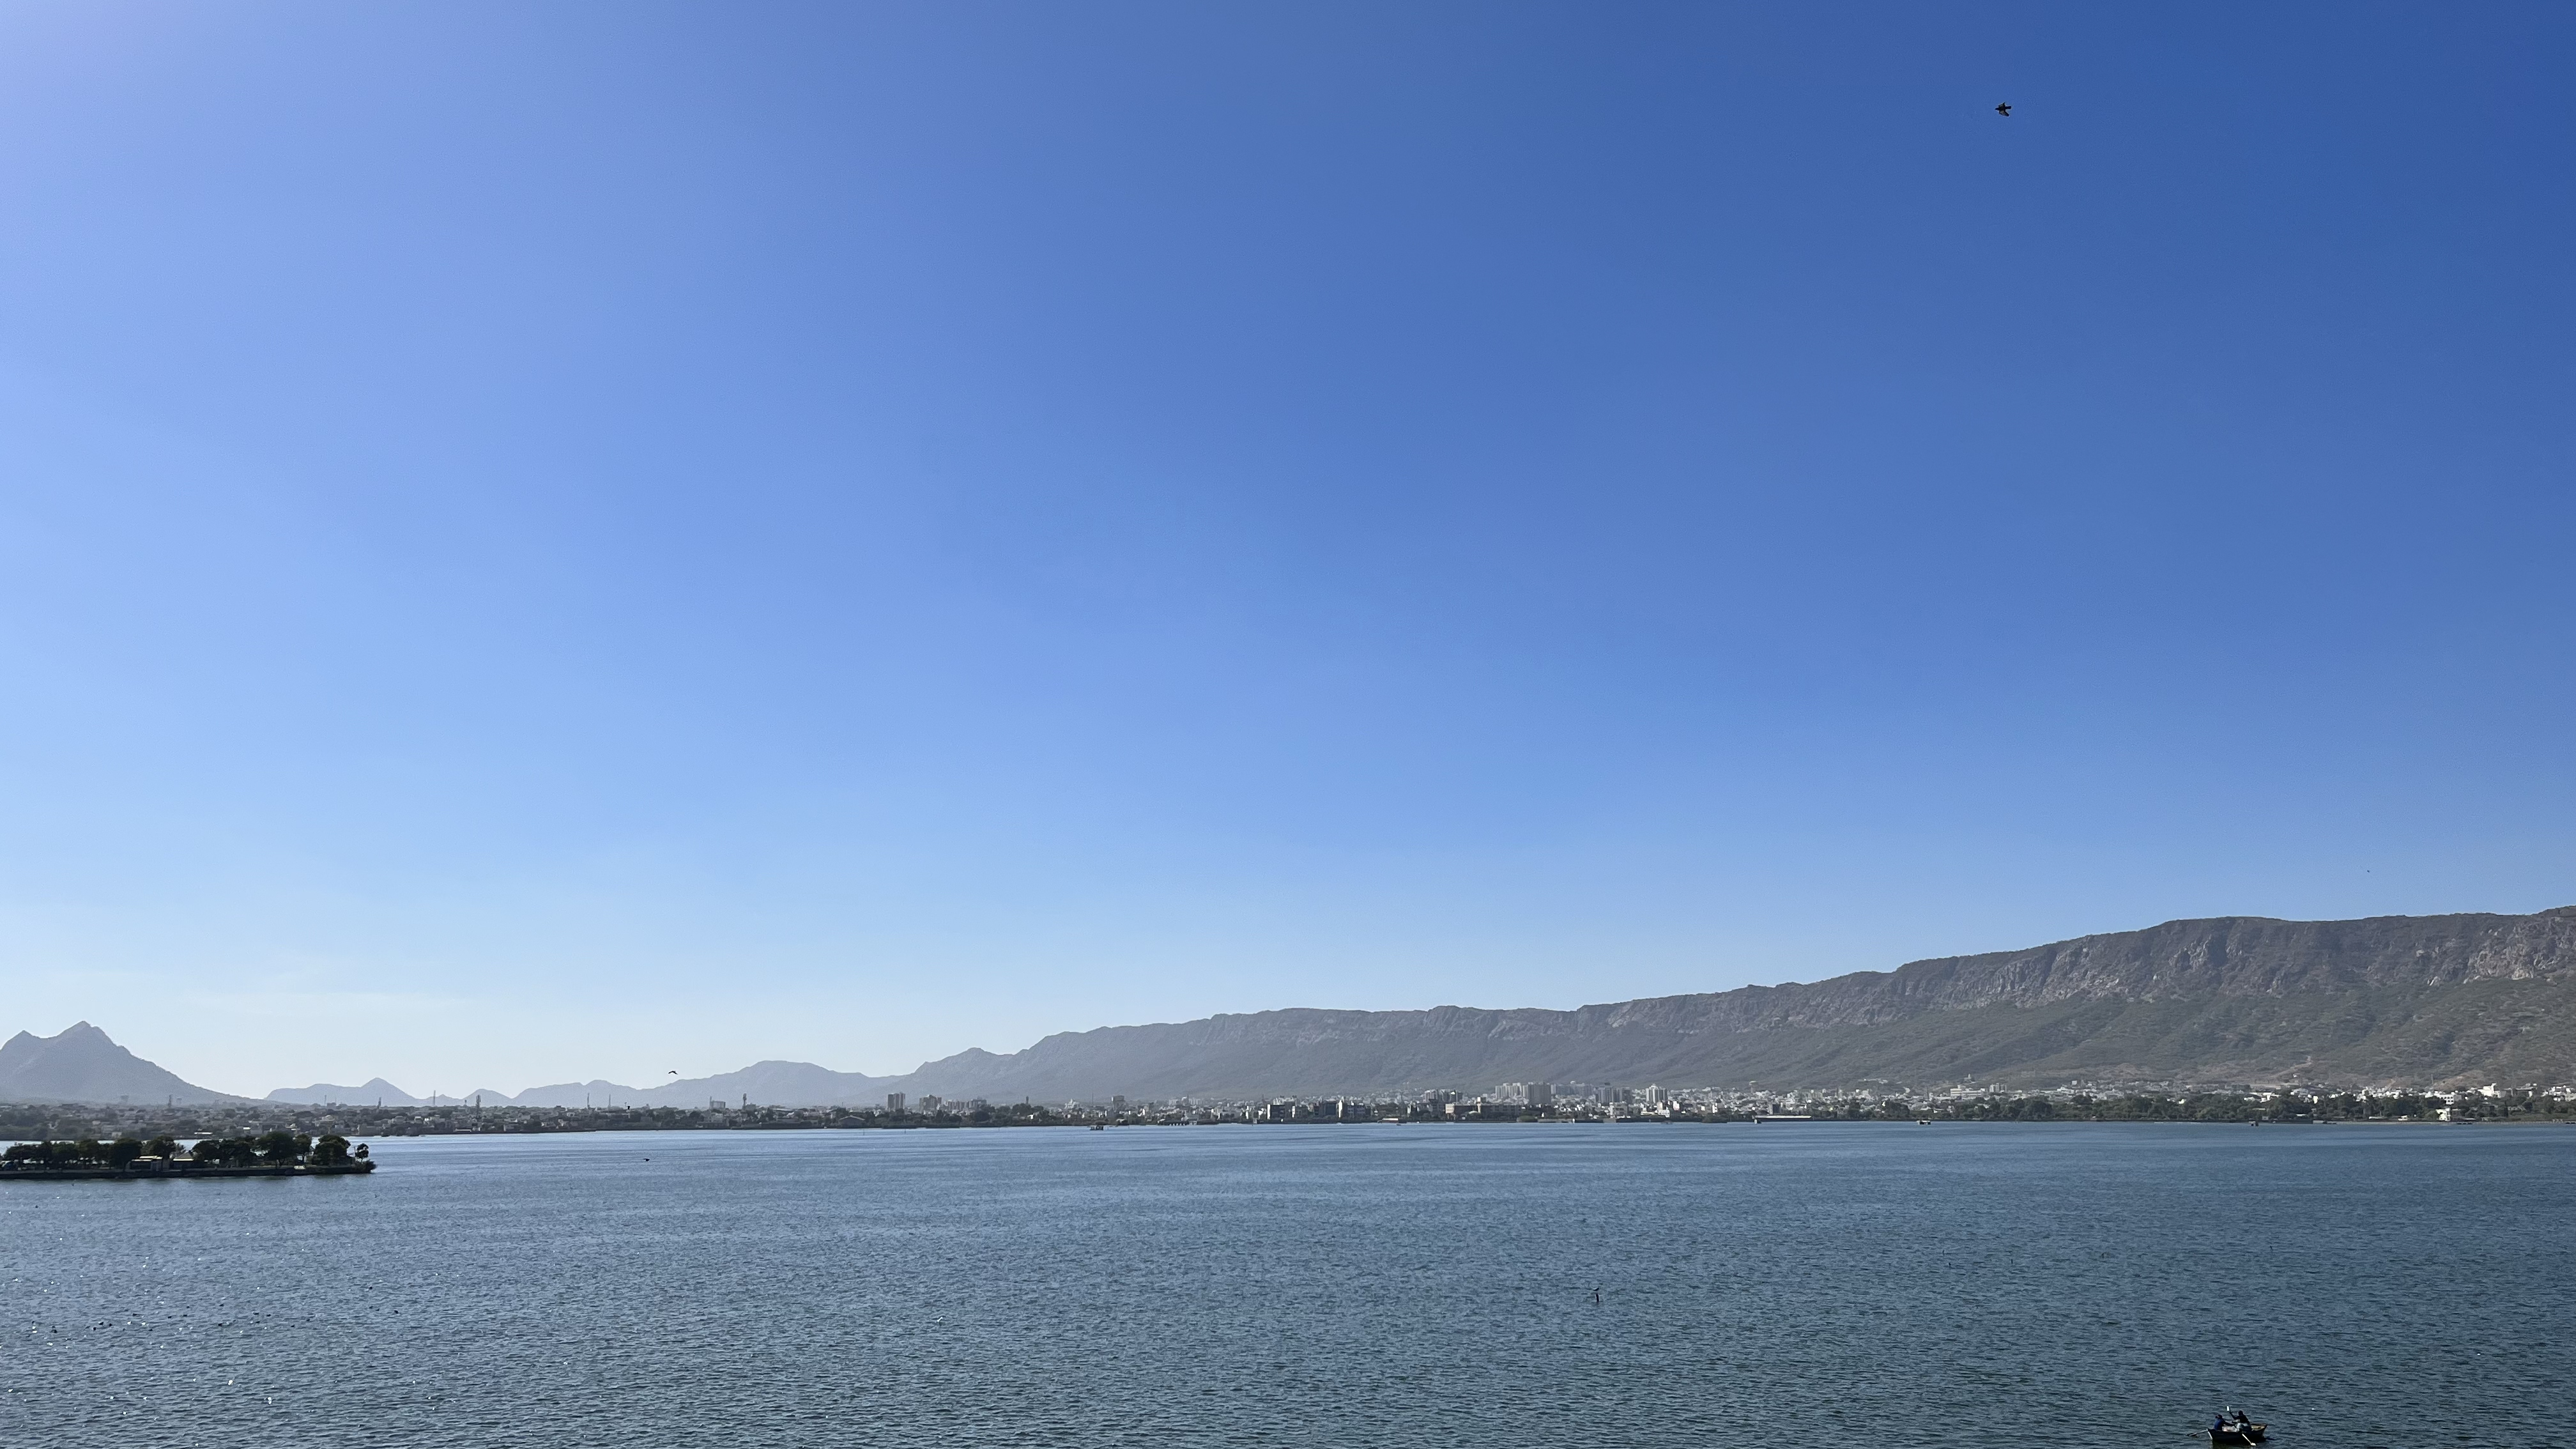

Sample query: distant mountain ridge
[0,1022,248,1105]
[445,1061,897,1110]
[12,908,2573,1107]
[268,1078,426,1107]
[864,907,2576,1101]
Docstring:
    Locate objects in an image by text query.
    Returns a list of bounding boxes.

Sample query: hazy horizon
[4,4,2572,1097]
[22,899,2576,1101]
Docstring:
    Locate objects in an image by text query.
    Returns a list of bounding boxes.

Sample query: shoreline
[0,1161,378,1181]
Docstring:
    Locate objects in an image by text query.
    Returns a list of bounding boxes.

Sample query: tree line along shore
[1,1130,369,1178]
[5,1087,2570,1147]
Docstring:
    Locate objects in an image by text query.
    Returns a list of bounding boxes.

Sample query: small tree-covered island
[1,1131,372,1180]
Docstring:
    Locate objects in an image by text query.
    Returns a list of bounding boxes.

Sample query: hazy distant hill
[466,1080,642,1109]
[267,1078,425,1107]
[870,907,2576,1101]
[43,907,2570,1111]
[621,1059,891,1108]
[0,1022,245,1105]
[477,1062,892,1109]
[252,1062,896,1112]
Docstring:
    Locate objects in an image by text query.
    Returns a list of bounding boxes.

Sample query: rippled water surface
[4,1124,2570,1447]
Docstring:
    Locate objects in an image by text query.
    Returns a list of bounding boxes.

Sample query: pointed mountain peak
[0,1021,241,1104]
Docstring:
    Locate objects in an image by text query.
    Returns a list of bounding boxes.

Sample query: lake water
[3,1124,2569,1447]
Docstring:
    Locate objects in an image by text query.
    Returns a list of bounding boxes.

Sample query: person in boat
[2212,1416,2231,1438]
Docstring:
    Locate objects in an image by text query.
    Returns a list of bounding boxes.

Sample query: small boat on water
[2208,1413,2267,1445]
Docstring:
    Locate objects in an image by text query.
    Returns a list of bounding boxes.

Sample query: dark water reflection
[4,1123,2568,1447]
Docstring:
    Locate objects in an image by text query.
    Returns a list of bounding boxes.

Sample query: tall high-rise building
[885,1092,906,1113]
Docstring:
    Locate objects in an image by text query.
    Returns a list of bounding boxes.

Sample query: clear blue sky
[3,3,2570,1096]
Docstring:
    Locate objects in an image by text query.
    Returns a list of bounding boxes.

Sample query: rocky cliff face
[880,908,2576,1101]
[1869,908,2576,1011]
